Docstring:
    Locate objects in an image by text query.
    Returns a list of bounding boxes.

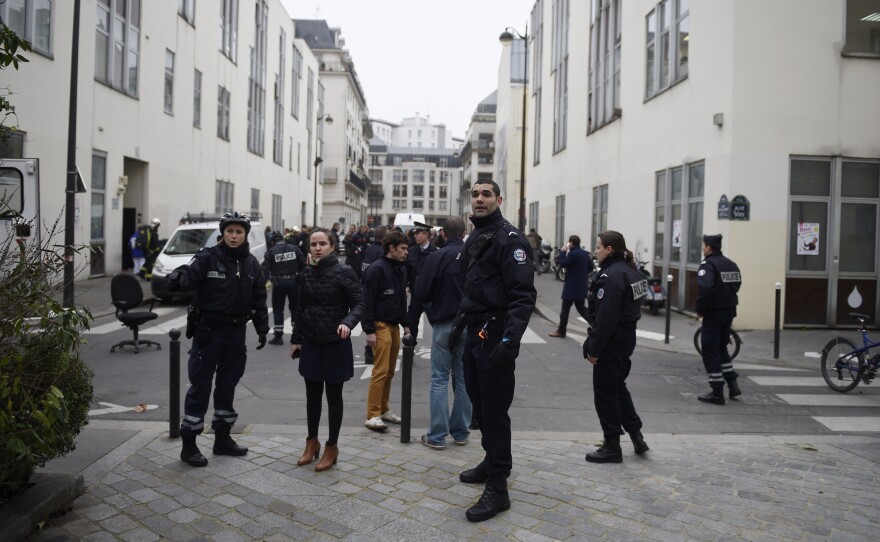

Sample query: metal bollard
[774,282,781,359]
[665,275,673,344]
[169,328,181,438]
[400,333,417,444]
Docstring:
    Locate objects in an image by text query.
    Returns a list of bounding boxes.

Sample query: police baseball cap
[702,234,722,249]
[411,221,431,233]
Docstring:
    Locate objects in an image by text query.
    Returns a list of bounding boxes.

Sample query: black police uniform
[696,244,742,396]
[168,241,269,441]
[262,236,305,342]
[406,223,437,291]
[459,208,536,482]
[584,252,646,449]
[408,237,465,332]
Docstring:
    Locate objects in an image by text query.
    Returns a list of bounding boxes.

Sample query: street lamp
[500,24,528,233]
[313,113,333,227]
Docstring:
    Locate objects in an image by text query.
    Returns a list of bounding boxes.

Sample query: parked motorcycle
[636,260,666,315]
[536,241,552,275]
[550,247,566,282]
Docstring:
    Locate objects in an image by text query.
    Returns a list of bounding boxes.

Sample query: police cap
[702,234,723,250]
[411,221,431,233]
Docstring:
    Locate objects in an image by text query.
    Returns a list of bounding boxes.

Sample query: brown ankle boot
[315,443,338,472]
[297,437,321,466]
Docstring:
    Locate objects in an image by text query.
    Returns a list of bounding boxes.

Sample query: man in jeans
[408,216,472,449]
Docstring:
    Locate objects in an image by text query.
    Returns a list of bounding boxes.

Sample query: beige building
[458,92,498,220]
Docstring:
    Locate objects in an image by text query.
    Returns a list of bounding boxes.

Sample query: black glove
[256,334,267,350]
[582,339,590,360]
[167,271,181,292]
[489,339,519,369]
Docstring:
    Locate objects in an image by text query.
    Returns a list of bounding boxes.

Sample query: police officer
[406,221,437,291]
[263,232,305,345]
[455,180,536,523]
[696,234,743,405]
[582,230,649,464]
[167,212,269,467]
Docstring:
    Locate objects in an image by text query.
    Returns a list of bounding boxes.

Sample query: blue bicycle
[821,312,880,393]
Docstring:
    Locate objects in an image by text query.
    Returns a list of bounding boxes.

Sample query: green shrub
[0,219,93,499]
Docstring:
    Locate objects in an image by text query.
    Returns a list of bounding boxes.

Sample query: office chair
[109,273,162,354]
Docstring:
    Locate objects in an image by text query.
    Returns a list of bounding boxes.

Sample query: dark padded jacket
[696,251,741,317]
[291,253,364,345]
[361,256,408,333]
[585,253,645,358]
[407,238,464,330]
[261,241,305,279]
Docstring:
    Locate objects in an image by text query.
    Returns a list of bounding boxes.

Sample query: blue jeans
[427,321,472,444]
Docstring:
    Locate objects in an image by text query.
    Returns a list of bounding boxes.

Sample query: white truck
[0,158,41,250]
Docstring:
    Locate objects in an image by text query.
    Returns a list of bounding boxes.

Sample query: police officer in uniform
[167,212,269,467]
[455,180,536,522]
[696,234,743,405]
[406,221,437,292]
[262,232,305,345]
[583,230,649,464]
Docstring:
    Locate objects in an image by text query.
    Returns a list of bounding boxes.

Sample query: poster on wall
[797,222,820,255]
[672,219,682,248]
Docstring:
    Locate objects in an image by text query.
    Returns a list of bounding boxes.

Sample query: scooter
[636,260,666,315]
[536,241,552,275]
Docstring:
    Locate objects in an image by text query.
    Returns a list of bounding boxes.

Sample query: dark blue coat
[558,246,592,301]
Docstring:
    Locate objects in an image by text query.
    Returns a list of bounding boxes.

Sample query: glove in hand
[489,341,519,369]
[582,338,590,359]
[167,271,181,292]
[256,334,267,350]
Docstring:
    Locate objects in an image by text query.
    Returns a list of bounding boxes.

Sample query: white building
[388,114,454,150]
[2,0,321,275]
[459,91,498,219]
[495,0,880,329]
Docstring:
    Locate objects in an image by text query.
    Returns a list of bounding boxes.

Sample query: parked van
[393,212,427,232]
[150,215,266,302]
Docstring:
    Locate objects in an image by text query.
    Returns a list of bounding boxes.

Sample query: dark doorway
[123,207,137,270]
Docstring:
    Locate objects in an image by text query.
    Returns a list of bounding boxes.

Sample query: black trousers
[593,328,642,439]
[304,379,344,445]
[700,313,738,389]
[271,278,298,335]
[463,318,515,481]
[558,299,589,334]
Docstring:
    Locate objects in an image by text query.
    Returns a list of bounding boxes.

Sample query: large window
[645,0,689,99]
[273,30,285,165]
[193,69,202,128]
[413,185,424,197]
[178,0,195,25]
[291,46,302,119]
[844,0,880,56]
[531,0,543,164]
[220,0,237,61]
[217,86,230,140]
[551,0,569,152]
[588,0,621,132]
[592,184,608,244]
[413,170,425,183]
[271,193,282,231]
[90,152,106,242]
[215,180,234,213]
[164,49,174,115]
[306,68,314,179]
[2,0,53,56]
[393,184,408,197]
[95,0,140,96]
[529,201,539,233]
[247,0,268,156]
[555,195,565,248]
[250,188,260,217]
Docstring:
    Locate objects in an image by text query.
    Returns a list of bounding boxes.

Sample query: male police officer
[406,221,437,292]
[696,234,743,405]
[167,212,269,467]
[262,232,305,345]
[455,180,536,522]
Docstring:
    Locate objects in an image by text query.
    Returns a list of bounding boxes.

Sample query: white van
[150,216,266,302]
[393,212,427,232]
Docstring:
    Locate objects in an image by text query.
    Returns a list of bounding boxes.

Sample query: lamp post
[500,24,528,233]
[313,114,333,227]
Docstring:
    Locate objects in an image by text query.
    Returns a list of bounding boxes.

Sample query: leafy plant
[0,22,31,132]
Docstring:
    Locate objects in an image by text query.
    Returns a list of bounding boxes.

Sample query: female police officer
[582,231,649,463]
[167,212,269,467]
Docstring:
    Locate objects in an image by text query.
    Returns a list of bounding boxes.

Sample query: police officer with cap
[167,211,269,467]
[263,232,305,345]
[406,221,437,292]
[455,180,535,522]
[696,234,743,405]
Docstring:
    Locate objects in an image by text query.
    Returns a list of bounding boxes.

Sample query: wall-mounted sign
[797,222,820,255]
[730,195,750,221]
[717,194,730,219]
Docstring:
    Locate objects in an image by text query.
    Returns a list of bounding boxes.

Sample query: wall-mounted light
[713,113,724,127]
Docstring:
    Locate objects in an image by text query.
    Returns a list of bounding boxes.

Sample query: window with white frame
[178,0,194,25]
[392,199,404,210]
[306,68,314,179]
[247,0,268,156]
[193,69,202,128]
[215,180,234,213]
[273,29,285,165]
[439,186,447,198]
[291,46,302,118]
[217,86,230,140]
[413,200,424,210]
[271,193,282,231]
[529,201,539,233]
[413,185,424,197]
[429,185,435,198]
[250,188,260,217]
[220,0,237,61]
[393,184,408,197]
[592,184,609,245]
[555,195,565,248]
[531,0,543,164]
[2,0,53,56]
[843,0,880,56]
[393,169,407,182]
[95,0,140,96]
[551,0,569,152]
[164,49,174,114]
[439,201,447,212]
[588,0,621,132]
[91,151,106,242]
[645,0,689,99]
[413,170,425,183]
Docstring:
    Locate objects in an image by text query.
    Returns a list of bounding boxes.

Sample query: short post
[400,333,416,444]
[665,275,673,344]
[169,328,181,438]
[774,282,781,359]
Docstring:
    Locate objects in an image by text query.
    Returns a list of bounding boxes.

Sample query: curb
[0,472,85,542]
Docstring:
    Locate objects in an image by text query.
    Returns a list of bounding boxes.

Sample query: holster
[185,306,202,340]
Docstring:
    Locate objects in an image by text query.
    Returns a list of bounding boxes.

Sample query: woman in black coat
[290,228,364,471]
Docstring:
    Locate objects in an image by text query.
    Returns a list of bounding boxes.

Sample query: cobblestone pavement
[29,424,880,541]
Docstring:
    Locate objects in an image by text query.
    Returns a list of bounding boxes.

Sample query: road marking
[813,417,880,432]
[804,352,821,359]
[747,376,828,387]
[734,362,808,372]
[141,314,189,335]
[521,326,546,344]
[86,307,179,334]
[636,329,674,341]
[778,394,880,407]
[89,402,158,417]
[350,315,426,338]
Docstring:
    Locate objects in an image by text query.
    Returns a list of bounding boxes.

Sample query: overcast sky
[280,0,535,139]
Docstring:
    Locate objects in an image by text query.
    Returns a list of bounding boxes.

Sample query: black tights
[304,379,344,445]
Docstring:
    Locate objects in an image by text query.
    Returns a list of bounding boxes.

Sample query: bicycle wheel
[694,327,742,360]
[821,337,865,393]
[694,327,703,356]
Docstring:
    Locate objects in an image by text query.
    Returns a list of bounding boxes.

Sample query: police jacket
[406,242,437,290]
[559,246,593,301]
[291,254,364,345]
[459,209,536,342]
[261,241,305,280]
[361,256,408,333]
[696,251,741,316]
[585,253,644,358]
[362,242,383,272]
[171,242,269,335]
[408,238,465,328]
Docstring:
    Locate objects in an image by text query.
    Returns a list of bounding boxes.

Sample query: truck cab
[0,158,40,249]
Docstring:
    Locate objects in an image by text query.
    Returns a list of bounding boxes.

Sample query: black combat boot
[727,379,742,399]
[585,435,623,464]
[213,426,248,456]
[180,436,208,467]
[698,388,725,405]
[630,431,650,455]
[268,334,284,345]
[459,459,489,484]
[465,478,511,522]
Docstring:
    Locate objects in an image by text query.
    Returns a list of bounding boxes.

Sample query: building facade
[459,91,498,220]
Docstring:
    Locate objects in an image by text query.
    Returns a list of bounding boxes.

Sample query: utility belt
[459,310,505,325]
[202,311,251,327]
[274,274,298,280]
